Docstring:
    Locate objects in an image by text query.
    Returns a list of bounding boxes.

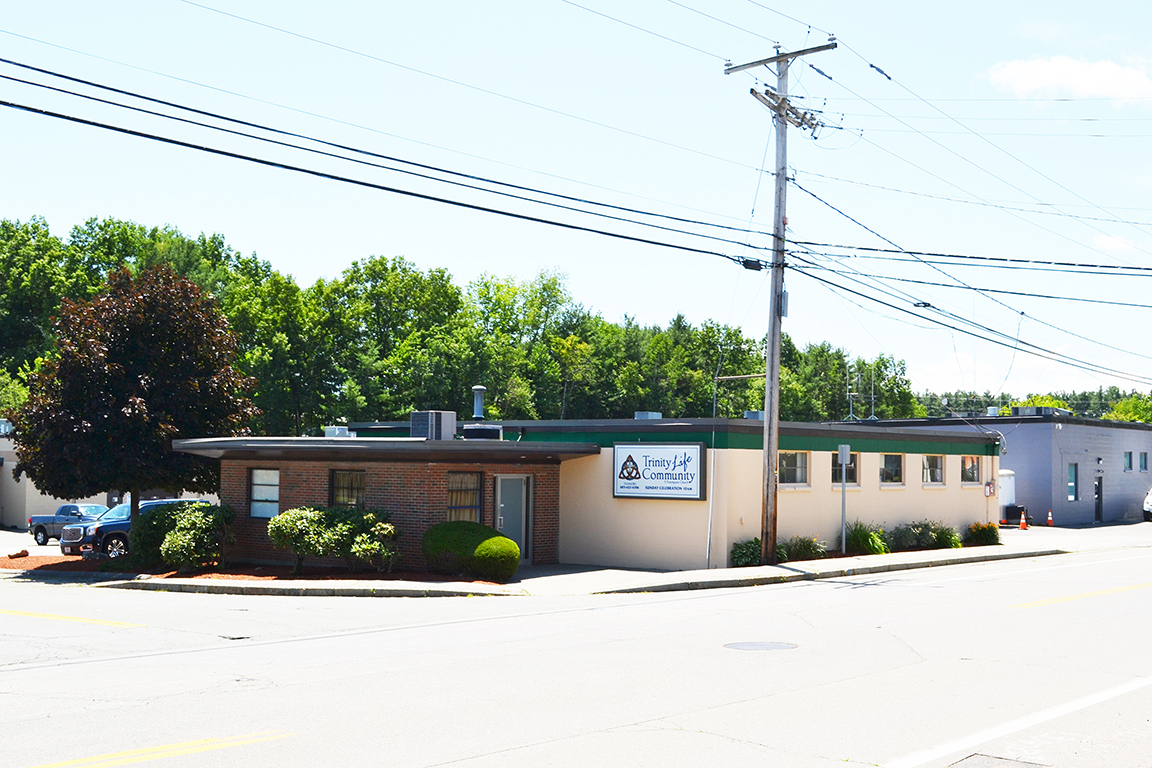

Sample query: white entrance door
[496,476,529,562]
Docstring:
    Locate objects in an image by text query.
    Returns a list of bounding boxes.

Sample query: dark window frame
[249,468,281,519]
[447,471,483,522]
[831,452,859,485]
[330,469,366,508]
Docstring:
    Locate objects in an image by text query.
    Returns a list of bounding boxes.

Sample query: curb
[594,548,1069,594]
[93,578,519,598]
[80,547,1069,598]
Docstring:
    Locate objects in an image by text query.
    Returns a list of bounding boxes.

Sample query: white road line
[885,676,1152,768]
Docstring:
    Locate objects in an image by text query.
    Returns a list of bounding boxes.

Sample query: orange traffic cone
[1019,510,1028,530]
[1047,509,1054,526]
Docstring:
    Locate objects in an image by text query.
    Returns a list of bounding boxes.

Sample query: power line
[792,262,1152,309]
[0,97,750,268]
[0,58,781,252]
[794,169,1152,226]
[790,240,1152,275]
[0,29,767,228]
[174,0,750,171]
[786,265,1152,387]
[560,0,727,58]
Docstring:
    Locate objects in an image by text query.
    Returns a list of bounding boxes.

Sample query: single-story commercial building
[0,436,108,530]
[857,408,1152,526]
[174,414,1000,571]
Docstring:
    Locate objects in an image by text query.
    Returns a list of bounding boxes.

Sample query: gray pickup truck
[27,503,109,546]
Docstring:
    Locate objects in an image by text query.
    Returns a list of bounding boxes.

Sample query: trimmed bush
[421,521,520,582]
[963,521,1001,546]
[730,537,761,567]
[266,506,398,575]
[777,536,827,563]
[267,507,334,574]
[159,504,235,571]
[844,520,890,556]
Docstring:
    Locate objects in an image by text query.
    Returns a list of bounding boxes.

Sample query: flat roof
[172,437,601,464]
[349,417,1001,455]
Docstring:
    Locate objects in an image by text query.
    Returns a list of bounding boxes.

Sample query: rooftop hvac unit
[324,425,354,438]
[634,411,663,420]
[744,411,765,420]
[410,410,457,441]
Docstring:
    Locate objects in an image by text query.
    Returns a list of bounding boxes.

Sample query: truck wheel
[104,534,129,558]
[34,527,50,546]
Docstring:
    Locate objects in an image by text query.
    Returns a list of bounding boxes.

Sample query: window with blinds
[447,472,482,522]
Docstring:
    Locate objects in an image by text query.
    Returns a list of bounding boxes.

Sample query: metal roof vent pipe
[472,385,487,420]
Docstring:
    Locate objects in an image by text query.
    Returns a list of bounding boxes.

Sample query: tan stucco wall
[0,439,107,529]
[560,448,999,570]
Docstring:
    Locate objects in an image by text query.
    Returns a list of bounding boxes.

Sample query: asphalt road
[4,542,1152,767]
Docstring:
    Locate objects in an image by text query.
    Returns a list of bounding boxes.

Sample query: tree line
[2,215,1147,431]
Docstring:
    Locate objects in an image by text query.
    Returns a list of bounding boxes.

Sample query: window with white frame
[961,456,980,483]
[922,455,945,484]
[1068,463,1078,501]
[832,452,858,484]
[880,454,903,484]
[778,451,808,484]
[249,469,280,518]
[1124,451,1133,471]
[1142,452,1148,472]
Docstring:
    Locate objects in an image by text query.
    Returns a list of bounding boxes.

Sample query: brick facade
[221,460,561,569]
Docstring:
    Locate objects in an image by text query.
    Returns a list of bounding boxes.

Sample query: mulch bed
[1,551,496,583]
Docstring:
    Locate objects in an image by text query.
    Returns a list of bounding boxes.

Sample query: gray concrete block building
[858,408,1152,526]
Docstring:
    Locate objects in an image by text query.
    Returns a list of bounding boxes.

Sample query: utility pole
[725,39,835,565]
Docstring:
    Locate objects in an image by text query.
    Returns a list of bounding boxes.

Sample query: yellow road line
[0,609,144,627]
[27,731,294,768]
[1013,582,1152,609]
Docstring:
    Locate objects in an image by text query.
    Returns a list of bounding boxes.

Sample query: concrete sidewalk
[88,523,1152,597]
[5,522,1150,597]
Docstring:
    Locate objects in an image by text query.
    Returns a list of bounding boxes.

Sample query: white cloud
[988,56,1152,101]
[1093,234,1137,253]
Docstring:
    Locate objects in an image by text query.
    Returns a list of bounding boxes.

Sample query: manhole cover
[724,642,797,651]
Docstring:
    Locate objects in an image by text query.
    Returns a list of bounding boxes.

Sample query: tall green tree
[10,265,258,525]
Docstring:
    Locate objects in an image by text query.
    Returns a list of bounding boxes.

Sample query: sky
[2,1,1151,402]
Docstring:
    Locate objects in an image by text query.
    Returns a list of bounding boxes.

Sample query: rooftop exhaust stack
[472,385,487,420]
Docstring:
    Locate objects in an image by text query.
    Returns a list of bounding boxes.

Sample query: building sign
[613,443,705,500]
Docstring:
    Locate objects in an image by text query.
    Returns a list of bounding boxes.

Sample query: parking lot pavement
[1,525,56,557]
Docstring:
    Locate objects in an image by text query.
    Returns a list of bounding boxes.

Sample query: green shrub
[844,520,890,556]
[159,504,235,571]
[933,525,962,549]
[777,536,827,563]
[421,520,520,582]
[129,501,208,569]
[267,507,333,574]
[730,537,761,567]
[266,506,398,575]
[888,520,960,551]
[963,521,1001,547]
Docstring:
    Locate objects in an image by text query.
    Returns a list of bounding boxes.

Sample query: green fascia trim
[779,434,998,456]
[353,425,995,456]
[509,430,756,449]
